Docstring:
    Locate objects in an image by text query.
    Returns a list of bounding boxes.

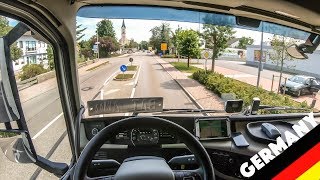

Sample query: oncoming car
[0,1,319,180]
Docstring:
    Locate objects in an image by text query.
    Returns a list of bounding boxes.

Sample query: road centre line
[32,113,63,139]
[130,63,141,98]
[125,63,141,116]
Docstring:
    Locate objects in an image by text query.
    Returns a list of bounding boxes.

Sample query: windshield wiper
[156,108,225,115]
[243,105,310,115]
[258,105,310,111]
[132,108,225,116]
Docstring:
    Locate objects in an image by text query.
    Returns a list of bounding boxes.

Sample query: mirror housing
[286,44,308,59]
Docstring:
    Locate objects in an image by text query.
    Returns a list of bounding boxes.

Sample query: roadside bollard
[310,92,317,108]
[271,75,274,92]
[283,77,287,95]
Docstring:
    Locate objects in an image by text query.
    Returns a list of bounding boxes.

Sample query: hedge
[192,70,309,113]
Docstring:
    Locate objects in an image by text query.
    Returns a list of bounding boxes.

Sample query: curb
[155,58,208,115]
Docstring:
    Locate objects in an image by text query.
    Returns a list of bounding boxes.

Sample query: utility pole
[256,22,264,88]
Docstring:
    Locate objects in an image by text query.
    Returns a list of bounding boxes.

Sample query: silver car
[280,75,320,97]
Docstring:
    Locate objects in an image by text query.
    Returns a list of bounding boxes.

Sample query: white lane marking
[104,70,119,85]
[32,113,63,139]
[100,89,104,100]
[125,63,142,116]
[125,82,134,86]
[104,89,120,95]
[130,64,141,98]
[100,89,104,117]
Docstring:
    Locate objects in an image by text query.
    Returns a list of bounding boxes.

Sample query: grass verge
[170,62,202,73]
[114,73,134,80]
[86,61,109,71]
[127,65,137,71]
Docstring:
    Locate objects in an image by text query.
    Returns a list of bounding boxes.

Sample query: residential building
[13,31,48,71]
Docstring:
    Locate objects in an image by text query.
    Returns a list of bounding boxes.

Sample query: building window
[19,41,23,48]
[26,41,36,51]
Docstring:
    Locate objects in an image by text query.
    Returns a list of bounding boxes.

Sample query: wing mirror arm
[35,155,69,177]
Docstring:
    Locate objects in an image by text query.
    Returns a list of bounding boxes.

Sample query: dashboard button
[91,128,99,136]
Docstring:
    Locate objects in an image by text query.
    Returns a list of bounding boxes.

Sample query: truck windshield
[76,6,319,118]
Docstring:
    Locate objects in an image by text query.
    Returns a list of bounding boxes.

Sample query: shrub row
[192,70,309,112]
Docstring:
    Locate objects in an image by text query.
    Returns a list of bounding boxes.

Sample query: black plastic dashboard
[81,113,319,179]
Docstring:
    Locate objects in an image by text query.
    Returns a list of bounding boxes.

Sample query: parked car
[280,75,320,97]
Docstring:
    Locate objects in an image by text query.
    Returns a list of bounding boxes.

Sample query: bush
[19,64,48,81]
[192,70,309,113]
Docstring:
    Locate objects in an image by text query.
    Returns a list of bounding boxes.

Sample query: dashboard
[81,114,319,179]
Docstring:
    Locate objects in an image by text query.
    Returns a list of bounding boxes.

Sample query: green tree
[10,42,23,61]
[149,23,172,53]
[171,26,182,59]
[176,30,200,67]
[139,41,148,50]
[0,16,11,37]
[46,45,54,70]
[202,24,235,72]
[96,19,116,38]
[91,35,119,58]
[237,37,254,49]
[126,39,139,48]
[269,35,299,92]
[76,23,87,41]
[0,16,23,61]
[79,39,94,59]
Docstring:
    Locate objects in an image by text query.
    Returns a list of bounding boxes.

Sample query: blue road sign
[120,65,127,72]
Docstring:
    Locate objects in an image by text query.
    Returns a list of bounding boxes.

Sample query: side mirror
[0,130,36,163]
[286,44,308,59]
[0,22,68,176]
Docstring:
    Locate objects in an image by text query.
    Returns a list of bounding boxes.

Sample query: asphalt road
[0,52,197,179]
[133,53,196,109]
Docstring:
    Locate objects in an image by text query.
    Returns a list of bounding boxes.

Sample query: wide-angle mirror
[0,130,36,163]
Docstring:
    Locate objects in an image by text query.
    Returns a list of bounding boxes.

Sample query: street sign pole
[256,22,264,88]
[96,32,99,60]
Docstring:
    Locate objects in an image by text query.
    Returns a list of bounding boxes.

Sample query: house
[13,31,48,71]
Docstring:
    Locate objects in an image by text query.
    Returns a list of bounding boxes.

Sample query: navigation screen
[198,119,228,139]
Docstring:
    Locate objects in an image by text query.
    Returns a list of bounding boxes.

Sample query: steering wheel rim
[73,116,215,180]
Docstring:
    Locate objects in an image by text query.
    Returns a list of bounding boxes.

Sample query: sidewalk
[155,57,225,111]
[19,58,110,103]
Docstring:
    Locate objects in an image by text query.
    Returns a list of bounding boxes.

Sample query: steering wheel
[73,116,215,180]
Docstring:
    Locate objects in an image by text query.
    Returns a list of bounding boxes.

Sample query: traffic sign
[129,58,133,62]
[203,51,210,60]
[161,43,167,51]
[120,65,127,72]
